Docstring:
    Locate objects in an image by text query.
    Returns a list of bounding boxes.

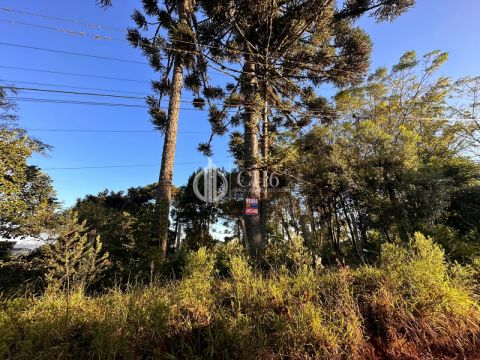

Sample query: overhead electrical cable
[0,6,375,80]
[24,128,210,134]
[0,79,150,95]
[6,94,480,122]
[0,17,367,81]
[0,41,242,78]
[42,160,232,171]
[1,85,238,107]
[0,41,146,64]
[0,65,151,83]
[0,6,125,33]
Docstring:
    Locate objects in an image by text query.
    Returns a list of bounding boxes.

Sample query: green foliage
[171,247,215,331]
[173,171,220,250]
[283,50,480,260]
[212,239,246,277]
[264,236,315,272]
[0,129,57,238]
[73,185,158,281]
[0,241,15,261]
[354,232,480,357]
[44,211,110,293]
[3,240,480,359]
[0,87,57,238]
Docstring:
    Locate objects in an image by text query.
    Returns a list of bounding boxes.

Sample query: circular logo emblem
[193,162,228,203]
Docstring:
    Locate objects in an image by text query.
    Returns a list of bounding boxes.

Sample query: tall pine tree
[195,0,416,259]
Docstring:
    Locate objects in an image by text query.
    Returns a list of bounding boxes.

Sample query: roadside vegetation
[2,0,480,358]
[2,235,480,359]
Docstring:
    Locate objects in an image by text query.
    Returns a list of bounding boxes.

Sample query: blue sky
[1,0,479,207]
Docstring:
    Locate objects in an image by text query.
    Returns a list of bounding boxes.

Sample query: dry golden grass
[1,235,480,359]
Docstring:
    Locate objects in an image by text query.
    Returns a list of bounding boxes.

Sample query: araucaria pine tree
[196,0,416,259]
[99,0,205,263]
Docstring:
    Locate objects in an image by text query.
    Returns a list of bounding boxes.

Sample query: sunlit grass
[1,235,480,359]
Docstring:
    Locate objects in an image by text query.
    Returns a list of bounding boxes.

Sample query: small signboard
[245,198,259,215]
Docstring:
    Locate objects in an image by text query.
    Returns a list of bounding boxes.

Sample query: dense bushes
[1,235,480,359]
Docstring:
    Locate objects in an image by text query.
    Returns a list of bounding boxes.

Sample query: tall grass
[1,234,480,359]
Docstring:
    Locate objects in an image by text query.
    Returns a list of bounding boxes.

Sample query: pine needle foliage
[44,211,110,293]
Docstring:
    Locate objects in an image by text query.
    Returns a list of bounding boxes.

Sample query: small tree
[44,211,110,293]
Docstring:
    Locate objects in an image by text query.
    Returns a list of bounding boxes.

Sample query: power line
[0,6,124,33]
[0,15,351,84]
[0,16,361,82]
[1,85,229,107]
[6,94,480,122]
[5,96,242,112]
[24,128,210,134]
[0,41,240,78]
[0,65,150,83]
[0,18,119,41]
[5,96,148,108]
[5,82,479,121]
[0,79,150,96]
[5,95,239,112]
[3,86,146,100]
[0,79,238,104]
[1,77,478,120]
[0,6,366,80]
[42,160,232,171]
[0,42,146,65]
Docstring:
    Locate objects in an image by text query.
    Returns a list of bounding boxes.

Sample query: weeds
[1,234,480,359]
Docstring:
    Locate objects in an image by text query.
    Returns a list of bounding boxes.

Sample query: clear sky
[1,0,479,207]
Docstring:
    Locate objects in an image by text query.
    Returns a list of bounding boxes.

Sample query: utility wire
[1,96,213,111]
[7,95,480,122]
[0,7,370,80]
[5,96,148,108]
[1,85,238,107]
[0,65,150,83]
[0,42,146,65]
[42,160,232,171]
[0,6,124,33]
[3,86,146,100]
[4,96,241,112]
[24,128,210,134]
[0,18,117,41]
[0,79,150,95]
[0,17,364,81]
[4,81,479,121]
[0,41,241,78]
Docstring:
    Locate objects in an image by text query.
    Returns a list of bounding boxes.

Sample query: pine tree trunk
[241,56,263,259]
[156,57,183,262]
[156,0,192,262]
[260,91,269,245]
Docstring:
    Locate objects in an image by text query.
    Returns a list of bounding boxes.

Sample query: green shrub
[264,236,314,272]
[358,232,480,358]
[1,238,480,359]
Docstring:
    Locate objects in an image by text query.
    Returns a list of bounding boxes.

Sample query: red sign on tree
[245,198,259,215]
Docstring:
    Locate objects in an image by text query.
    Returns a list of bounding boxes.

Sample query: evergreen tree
[44,212,110,293]
[195,0,416,258]
[99,0,215,263]
[74,185,160,279]
[173,170,220,249]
